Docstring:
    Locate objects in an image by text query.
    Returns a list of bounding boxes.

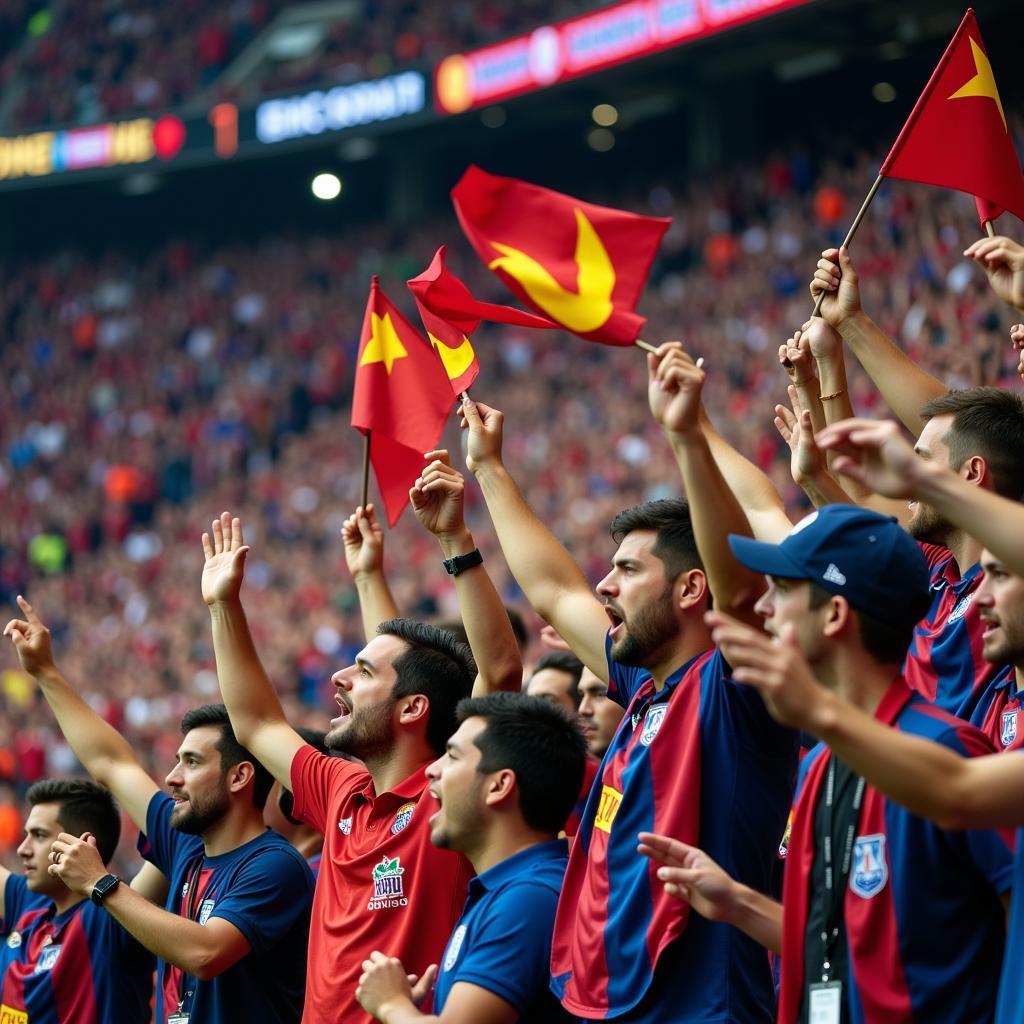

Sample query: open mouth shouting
[605,603,625,638]
[331,692,353,729]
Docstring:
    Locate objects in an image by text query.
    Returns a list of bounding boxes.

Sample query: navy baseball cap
[728,505,930,630]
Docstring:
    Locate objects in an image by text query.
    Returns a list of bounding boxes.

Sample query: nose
[332,665,355,691]
[753,589,773,619]
[424,754,443,782]
[596,570,616,598]
[578,693,594,717]
[16,835,31,859]
[165,763,184,789]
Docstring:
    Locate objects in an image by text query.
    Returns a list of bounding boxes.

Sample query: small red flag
[452,166,670,346]
[407,245,559,394]
[975,195,1003,229]
[350,278,453,525]
[880,9,1024,224]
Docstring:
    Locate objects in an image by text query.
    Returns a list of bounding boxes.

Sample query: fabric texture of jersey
[564,757,600,838]
[290,743,474,1024]
[434,839,572,1022]
[550,640,798,1021]
[141,792,313,1024]
[1,874,153,1024]
[905,544,1012,720]
[995,813,1024,1023]
[971,675,1024,750]
[780,681,1012,1024]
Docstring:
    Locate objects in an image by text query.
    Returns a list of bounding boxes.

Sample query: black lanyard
[819,758,865,982]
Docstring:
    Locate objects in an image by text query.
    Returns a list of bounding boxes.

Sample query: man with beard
[460,388,797,1023]
[355,692,585,1024]
[810,248,1024,721]
[3,596,314,1024]
[201,513,476,1024]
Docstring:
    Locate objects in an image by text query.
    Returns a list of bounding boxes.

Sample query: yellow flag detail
[948,37,1007,132]
[360,312,408,375]
[487,208,615,333]
[427,332,476,380]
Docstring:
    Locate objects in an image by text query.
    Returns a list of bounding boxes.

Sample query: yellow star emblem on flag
[948,36,1007,132]
[360,312,408,375]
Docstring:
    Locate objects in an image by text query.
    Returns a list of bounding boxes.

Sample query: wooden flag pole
[811,173,885,318]
[634,339,658,354]
[361,431,371,509]
[984,220,996,237]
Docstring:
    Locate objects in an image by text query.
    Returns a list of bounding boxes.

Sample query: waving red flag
[350,277,453,525]
[452,166,670,346]
[880,9,1024,224]
[408,245,559,394]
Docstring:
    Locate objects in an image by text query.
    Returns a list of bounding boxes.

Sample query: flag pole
[634,339,658,354]
[812,174,884,317]
[361,431,371,509]
[984,220,996,237]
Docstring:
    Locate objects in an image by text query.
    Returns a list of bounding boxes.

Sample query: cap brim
[728,534,807,579]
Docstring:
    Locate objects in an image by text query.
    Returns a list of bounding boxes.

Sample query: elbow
[711,584,765,620]
[189,948,230,982]
[931,776,979,832]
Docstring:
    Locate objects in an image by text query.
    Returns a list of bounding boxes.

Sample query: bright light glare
[311,173,342,200]
[592,103,618,127]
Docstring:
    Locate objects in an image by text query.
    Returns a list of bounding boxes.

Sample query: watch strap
[91,873,121,905]
[442,548,483,576]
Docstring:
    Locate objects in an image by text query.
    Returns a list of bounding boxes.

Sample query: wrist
[667,424,705,449]
[837,309,871,341]
[352,567,385,586]
[378,995,417,1024]
[437,528,474,559]
[470,457,506,483]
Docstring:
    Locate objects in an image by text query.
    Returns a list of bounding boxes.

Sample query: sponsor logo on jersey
[850,834,888,898]
[594,784,622,833]
[338,817,352,835]
[198,899,216,926]
[34,943,61,974]
[948,594,973,622]
[639,705,667,746]
[778,811,793,859]
[391,802,416,835]
[1,1004,29,1024]
[368,856,408,910]
[443,924,467,972]
[1001,709,1018,748]
[5,931,20,949]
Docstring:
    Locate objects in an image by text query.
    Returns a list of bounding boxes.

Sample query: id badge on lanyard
[808,982,842,1024]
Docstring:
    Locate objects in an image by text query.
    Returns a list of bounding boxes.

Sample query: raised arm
[460,399,609,682]
[811,247,945,435]
[341,503,401,641]
[649,343,765,630]
[964,235,1024,314]
[636,832,782,954]
[3,598,159,831]
[818,417,1024,576]
[203,513,306,788]
[410,450,522,695]
[707,610,1024,830]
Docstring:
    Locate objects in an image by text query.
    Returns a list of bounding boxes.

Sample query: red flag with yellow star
[408,246,559,394]
[452,166,670,346]
[351,277,453,525]
[880,9,1024,224]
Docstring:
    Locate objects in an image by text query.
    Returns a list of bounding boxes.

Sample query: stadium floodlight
[311,172,343,200]
[592,104,618,127]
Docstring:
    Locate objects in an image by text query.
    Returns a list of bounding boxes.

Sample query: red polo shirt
[291,744,474,1024]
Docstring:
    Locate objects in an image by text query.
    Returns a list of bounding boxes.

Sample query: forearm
[840,312,945,434]
[700,417,792,543]
[669,430,765,622]
[722,884,783,955]
[208,598,287,743]
[814,350,855,427]
[796,467,856,510]
[34,666,139,783]
[353,573,401,641]
[102,884,237,980]
[437,528,522,695]
[378,998,435,1024]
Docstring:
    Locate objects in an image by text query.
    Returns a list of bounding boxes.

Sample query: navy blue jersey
[551,641,797,1021]
[141,792,313,1024]
[1,874,153,1024]
[996,813,1024,1023]
[435,840,572,1022]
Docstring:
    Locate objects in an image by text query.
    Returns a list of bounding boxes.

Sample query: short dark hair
[610,499,704,582]
[180,704,274,810]
[456,692,587,834]
[27,779,121,864]
[920,388,1024,499]
[378,618,476,755]
[531,651,584,708]
[807,582,920,666]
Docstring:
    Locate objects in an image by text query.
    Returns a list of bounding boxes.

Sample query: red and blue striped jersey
[550,642,797,1021]
[971,675,1024,750]
[779,682,1012,1024]
[141,792,314,1024]
[996,818,1024,1022]
[564,756,600,839]
[904,545,1013,721]
[1,875,153,1024]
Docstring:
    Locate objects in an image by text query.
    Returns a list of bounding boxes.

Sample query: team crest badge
[391,802,416,835]
[639,705,667,746]
[34,944,61,974]
[850,834,888,898]
[6,931,21,949]
[338,817,352,835]
[1001,709,1018,748]
[443,924,467,972]
[198,899,216,926]
[948,594,973,622]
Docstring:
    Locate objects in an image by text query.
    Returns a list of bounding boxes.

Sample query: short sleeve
[604,632,644,709]
[142,791,201,876]
[290,743,365,834]
[208,845,314,955]
[447,880,561,1012]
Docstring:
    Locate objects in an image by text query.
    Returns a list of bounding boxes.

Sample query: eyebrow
[445,739,463,754]
[355,655,376,673]
[177,748,204,761]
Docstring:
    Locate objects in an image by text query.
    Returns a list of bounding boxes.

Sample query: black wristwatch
[442,548,483,576]
[91,873,121,906]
